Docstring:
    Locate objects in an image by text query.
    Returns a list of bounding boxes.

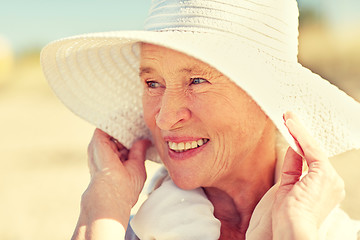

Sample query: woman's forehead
[140,43,200,64]
[140,43,223,77]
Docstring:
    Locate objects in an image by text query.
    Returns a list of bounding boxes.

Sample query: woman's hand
[72,129,151,240]
[272,112,345,240]
[87,129,150,206]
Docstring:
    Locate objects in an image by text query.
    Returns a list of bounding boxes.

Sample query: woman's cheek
[214,133,230,160]
[143,94,167,159]
[142,94,159,129]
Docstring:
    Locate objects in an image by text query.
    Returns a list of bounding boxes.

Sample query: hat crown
[145,0,299,62]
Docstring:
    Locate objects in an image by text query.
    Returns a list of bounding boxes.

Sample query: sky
[0,0,359,54]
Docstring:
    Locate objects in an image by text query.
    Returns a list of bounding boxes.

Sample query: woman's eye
[146,81,161,88]
[191,78,208,85]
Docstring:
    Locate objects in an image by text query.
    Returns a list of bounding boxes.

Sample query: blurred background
[0,0,359,239]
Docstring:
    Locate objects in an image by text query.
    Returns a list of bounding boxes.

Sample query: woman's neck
[204,174,274,239]
[204,124,277,239]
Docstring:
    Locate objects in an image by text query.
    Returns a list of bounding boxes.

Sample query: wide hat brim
[41,30,360,160]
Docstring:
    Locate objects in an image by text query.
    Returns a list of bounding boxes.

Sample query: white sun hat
[40,0,360,160]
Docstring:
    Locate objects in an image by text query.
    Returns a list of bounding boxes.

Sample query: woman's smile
[166,137,210,160]
[168,138,209,152]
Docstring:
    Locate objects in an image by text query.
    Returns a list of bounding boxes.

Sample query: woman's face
[141,43,274,190]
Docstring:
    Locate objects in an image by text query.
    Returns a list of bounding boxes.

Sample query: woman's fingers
[283,111,328,166]
[88,129,118,172]
[88,128,151,183]
[124,139,152,188]
[128,139,152,164]
[275,112,346,230]
[125,139,151,176]
[95,129,128,160]
[284,112,345,211]
[280,147,303,187]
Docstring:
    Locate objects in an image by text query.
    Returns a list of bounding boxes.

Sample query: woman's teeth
[168,139,209,152]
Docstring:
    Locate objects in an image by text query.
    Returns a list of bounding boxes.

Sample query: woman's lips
[167,138,209,152]
[167,139,210,160]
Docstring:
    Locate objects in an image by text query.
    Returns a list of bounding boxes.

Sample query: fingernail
[285,119,292,128]
[283,111,292,122]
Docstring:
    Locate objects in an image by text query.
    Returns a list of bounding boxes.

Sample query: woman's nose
[155,91,191,131]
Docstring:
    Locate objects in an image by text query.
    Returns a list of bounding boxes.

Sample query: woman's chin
[166,168,205,190]
[171,178,200,190]
[159,142,213,190]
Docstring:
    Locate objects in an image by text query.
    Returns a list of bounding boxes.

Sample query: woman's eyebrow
[180,65,210,75]
[181,65,223,78]
[139,66,198,76]
[139,67,154,77]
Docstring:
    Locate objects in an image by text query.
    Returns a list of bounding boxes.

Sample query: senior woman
[41,0,360,239]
